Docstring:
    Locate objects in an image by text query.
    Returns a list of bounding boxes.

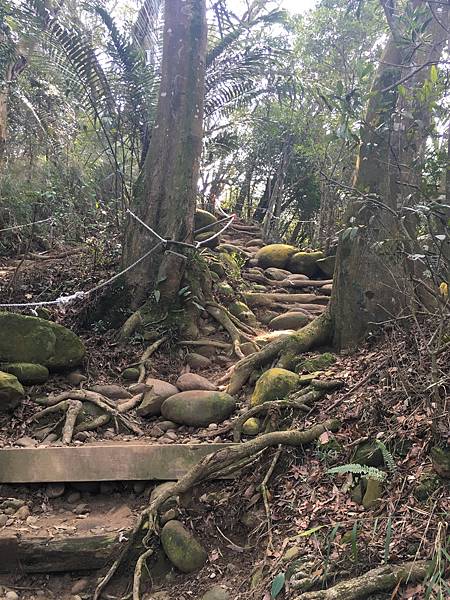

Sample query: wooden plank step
[0,442,233,483]
[0,533,120,573]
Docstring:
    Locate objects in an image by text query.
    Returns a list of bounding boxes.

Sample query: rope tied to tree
[0,208,234,310]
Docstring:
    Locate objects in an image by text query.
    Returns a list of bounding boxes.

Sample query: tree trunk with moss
[122,0,207,310]
[331,0,447,350]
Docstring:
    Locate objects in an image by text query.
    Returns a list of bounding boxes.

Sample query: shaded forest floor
[0,222,448,600]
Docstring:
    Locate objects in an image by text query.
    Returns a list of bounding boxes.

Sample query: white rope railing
[0,207,234,310]
[0,217,53,233]
[0,241,163,309]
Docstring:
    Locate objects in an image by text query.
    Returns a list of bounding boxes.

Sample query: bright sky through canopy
[281,0,317,12]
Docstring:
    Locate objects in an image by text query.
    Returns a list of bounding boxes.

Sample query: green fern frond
[327,464,387,482]
[375,440,396,472]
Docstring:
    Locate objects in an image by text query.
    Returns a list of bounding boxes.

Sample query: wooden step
[0,533,120,573]
[0,442,233,483]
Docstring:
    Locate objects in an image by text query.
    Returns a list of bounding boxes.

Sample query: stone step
[0,442,233,483]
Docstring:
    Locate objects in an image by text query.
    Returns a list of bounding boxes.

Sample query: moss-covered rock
[316,256,336,278]
[195,231,220,248]
[229,301,257,327]
[194,209,217,231]
[121,367,140,382]
[0,312,85,370]
[255,244,298,269]
[160,520,207,573]
[0,363,49,385]
[414,473,443,501]
[431,446,450,479]
[299,352,336,373]
[251,368,299,407]
[287,251,325,277]
[161,390,236,426]
[216,282,234,299]
[353,440,384,468]
[201,586,230,600]
[268,312,310,331]
[242,417,260,436]
[362,478,383,509]
[0,371,25,411]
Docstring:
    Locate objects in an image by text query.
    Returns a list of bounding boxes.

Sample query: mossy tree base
[226,311,333,395]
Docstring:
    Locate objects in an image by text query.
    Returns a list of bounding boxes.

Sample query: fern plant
[327,463,387,482]
[375,440,396,472]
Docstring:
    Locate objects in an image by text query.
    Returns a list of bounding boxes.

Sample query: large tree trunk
[122,0,207,310]
[331,0,448,350]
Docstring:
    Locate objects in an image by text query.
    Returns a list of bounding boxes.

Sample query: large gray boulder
[161,390,236,426]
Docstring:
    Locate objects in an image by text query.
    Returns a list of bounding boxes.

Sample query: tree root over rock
[206,302,254,358]
[31,390,144,443]
[227,311,333,395]
[293,560,430,600]
[93,419,340,600]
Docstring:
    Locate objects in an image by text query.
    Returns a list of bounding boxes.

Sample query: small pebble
[100,482,115,495]
[66,491,82,504]
[133,481,146,495]
[165,431,177,441]
[5,591,19,600]
[208,423,218,430]
[70,578,89,594]
[0,514,8,527]
[157,421,177,432]
[14,505,30,520]
[15,436,37,448]
[67,372,87,386]
[73,503,89,515]
[159,437,174,444]
[46,483,65,498]
[149,426,164,438]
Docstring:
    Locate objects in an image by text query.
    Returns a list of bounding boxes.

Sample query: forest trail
[0,219,447,600]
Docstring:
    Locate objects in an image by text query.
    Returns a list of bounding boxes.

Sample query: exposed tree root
[117,393,144,413]
[260,446,282,553]
[233,389,324,442]
[93,419,340,600]
[244,292,329,308]
[31,400,83,444]
[178,339,232,350]
[32,390,144,441]
[244,272,332,289]
[119,310,143,341]
[206,302,253,358]
[227,312,333,395]
[137,337,168,382]
[294,560,430,600]
[74,413,110,433]
[277,303,327,313]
